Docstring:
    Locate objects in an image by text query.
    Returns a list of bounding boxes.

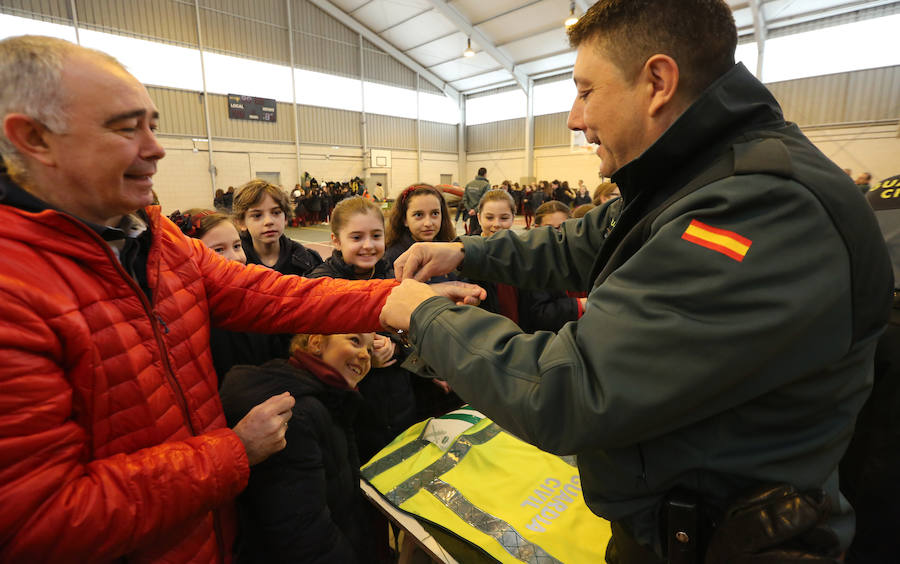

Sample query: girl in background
[168,209,286,383]
[573,182,592,206]
[384,184,456,271]
[233,179,323,276]
[308,197,416,460]
[476,192,585,333]
[220,332,376,563]
[521,184,536,230]
[533,200,572,229]
[384,184,463,420]
[593,181,621,205]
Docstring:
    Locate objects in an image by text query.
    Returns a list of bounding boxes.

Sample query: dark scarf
[289,350,356,391]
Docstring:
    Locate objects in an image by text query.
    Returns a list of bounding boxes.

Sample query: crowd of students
[458,176,621,232]
[165,176,619,562]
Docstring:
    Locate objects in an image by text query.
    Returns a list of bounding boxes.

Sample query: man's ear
[3,114,56,167]
[642,54,680,117]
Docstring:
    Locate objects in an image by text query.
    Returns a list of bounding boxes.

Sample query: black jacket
[209,327,287,386]
[220,359,371,563]
[476,279,580,334]
[308,250,392,280]
[241,232,323,276]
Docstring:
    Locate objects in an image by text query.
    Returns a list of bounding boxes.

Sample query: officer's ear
[642,54,680,118]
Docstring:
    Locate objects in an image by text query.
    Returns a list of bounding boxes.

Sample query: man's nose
[567,99,584,132]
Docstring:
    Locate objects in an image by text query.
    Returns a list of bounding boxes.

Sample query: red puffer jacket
[0,204,398,562]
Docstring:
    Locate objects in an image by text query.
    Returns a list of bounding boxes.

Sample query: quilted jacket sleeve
[0,290,250,561]
[188,237,398,334]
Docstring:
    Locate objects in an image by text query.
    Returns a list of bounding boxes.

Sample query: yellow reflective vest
[362,409,612,563]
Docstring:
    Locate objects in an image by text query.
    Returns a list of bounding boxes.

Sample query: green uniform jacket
[404,63,892,555]
[463,176,490,211]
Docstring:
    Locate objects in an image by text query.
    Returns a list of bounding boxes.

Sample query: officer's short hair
[477,167,487,177]
[567,0,736,102]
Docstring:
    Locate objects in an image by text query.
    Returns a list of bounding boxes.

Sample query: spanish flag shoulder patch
[681,219,752,262]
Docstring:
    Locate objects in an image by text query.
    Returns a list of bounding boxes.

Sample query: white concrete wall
[464,122,899,189]
[153,135,459,214]
[804,123,899,185]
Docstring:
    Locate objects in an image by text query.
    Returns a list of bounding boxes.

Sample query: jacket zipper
[64,215,196,434]
[65,214,230,558]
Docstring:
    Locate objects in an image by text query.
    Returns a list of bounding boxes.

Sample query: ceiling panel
[381,10,458,50]
[310,0,898,96]
[430,51,500,81]
[516,51,577,78]
[448,0,533,24]
[450,68,515,92]
[404,30,468,67]
[476,0,571,45]
[500,26,569,64]
[351,0,432,32]
[331,0,371,12]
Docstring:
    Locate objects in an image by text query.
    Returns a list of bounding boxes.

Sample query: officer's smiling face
[568,39,650,178]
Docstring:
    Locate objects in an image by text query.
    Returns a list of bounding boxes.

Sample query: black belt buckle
[665,490,699,564]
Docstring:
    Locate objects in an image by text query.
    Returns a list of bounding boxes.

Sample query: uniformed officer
[379,1,892,562]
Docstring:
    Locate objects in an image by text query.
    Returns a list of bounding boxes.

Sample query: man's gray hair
[0,35,124,177]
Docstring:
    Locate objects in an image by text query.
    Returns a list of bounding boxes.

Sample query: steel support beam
[426,0,528,92]
[306,0,459,104]
[749,0,767,79]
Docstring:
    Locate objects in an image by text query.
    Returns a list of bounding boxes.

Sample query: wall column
[194,0,217,196]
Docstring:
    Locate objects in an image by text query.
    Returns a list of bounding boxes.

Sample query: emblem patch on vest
[681,219,752,262]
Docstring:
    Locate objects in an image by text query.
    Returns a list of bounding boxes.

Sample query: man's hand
[468,209,475,216]
[394,242,465,281]
[379,279,486,332]
[380,279,439,332]
[232,392,295,466]
[372,334,397,368]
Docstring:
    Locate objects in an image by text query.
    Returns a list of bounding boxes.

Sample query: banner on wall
[228,94,277,122]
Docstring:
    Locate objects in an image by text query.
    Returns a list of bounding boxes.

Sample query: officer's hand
[394,242,465,282]
[233,392,294,466]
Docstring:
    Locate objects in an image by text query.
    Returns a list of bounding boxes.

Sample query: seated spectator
[220,333,377,563]
[233,179,323,276]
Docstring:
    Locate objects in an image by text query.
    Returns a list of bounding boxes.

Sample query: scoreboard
[227,94,276,122]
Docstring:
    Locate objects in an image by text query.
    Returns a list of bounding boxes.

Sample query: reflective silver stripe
[427,478,562,564]
[385,423,502,506]
[560,455,577,468]
[361,438,431,481]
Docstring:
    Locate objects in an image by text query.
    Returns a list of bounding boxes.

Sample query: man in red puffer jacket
[0,35,483,563]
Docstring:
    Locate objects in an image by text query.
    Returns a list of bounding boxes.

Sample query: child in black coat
[233,179,323,276]
[220,333,376,563]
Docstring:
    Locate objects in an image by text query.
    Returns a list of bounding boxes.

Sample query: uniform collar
[611,63,785,209]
